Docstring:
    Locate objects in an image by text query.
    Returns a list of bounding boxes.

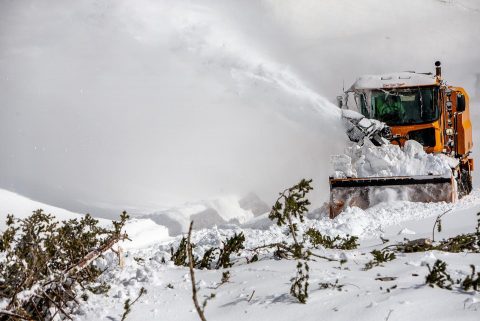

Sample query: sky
[1,0,479,218]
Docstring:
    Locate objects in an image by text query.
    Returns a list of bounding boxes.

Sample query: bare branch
[65,233,128,277]
[0,309,32,320]
[187,221,207,321]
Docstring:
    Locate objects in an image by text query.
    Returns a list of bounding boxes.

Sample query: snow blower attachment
[329,175,456,218]
[330,62,473,218]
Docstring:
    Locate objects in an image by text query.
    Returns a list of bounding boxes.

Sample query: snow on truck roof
[349,72,439,90]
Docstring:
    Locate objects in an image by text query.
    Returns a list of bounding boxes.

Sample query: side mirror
[336,96,344,108]
[457,93,466,113]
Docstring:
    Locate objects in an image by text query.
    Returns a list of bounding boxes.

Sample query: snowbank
[76,191,480,321]
[143,194,269,236]
[121,219,171,250]
[332,140,455,179]
[242,189,480,240]
[0,189,90,230]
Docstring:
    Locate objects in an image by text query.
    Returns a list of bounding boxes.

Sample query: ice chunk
[331,154,356,178]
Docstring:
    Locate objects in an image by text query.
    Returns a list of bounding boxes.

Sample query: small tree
[0,209,129,320]
[425,260,454,290]
[269,179,313,303]
[269,179,313,248]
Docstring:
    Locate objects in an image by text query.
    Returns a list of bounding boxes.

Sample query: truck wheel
[457,168,473,198]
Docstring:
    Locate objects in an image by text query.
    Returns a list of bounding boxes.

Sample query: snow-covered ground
[74,191,480,321]
[0,189,87,229]
[2,187,480,320]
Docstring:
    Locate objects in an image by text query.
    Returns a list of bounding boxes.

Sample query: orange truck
[330,62,473,218]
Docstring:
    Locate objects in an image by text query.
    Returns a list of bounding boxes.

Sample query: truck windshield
[369,87,439,125]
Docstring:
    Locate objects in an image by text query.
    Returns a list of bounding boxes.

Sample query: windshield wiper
[418,87,424,118]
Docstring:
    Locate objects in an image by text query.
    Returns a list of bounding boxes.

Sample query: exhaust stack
[435,61,442,78]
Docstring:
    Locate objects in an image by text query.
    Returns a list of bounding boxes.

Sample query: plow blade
[329,175,456,218]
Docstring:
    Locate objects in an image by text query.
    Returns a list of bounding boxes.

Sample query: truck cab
[338,62,473,196]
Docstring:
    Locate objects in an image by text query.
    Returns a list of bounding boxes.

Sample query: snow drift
[332,140,455,179]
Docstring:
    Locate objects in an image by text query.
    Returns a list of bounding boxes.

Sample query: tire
[457,167,473,198]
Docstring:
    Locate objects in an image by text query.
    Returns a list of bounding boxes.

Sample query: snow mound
[142,195,267,236]
[332,140,456,179]
[0,189,93,230]
[121,219,171,250]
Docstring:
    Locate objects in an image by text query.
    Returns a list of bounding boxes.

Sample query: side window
[357,93,370,117]
[373,94,385,119]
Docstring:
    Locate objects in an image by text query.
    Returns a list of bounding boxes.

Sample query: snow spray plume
[0,0,344,218]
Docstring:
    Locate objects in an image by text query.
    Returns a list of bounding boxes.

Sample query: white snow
[333,140,455,179]
[71,190,480,321]
[2,175,480,321]
[121,219,171,250]
[144,196,257,236]
[350,72,438,90]
[0,189,87,229]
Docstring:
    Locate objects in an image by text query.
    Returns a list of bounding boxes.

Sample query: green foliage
[268,179,313,303]
[432,211,480,253]
[170,236,189,266]
[246,253,259,264]
[290,261,309,304]
[269,179,313,243]
[364,250,396,270]
[305,228,358,250]
[461,265,480,291]
[220,271,230,284]
[0,209,129,320]
[426,260,454,290]
[171,232,245,270]
[198,247,216,269]
[435,233,479,253]
[121,287,147,321]
[425,260,480,293]
[216,232,245,269]
[87,282,111,295]
[319,279,344,291]
[202,293,216,310]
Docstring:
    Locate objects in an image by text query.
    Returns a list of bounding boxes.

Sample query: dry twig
[187,221,208,321]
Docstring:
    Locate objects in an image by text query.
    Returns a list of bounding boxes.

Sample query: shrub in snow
[392,212,480,254]
[120,287,146,321]
[269,178,312,247]
[0,209,128,320]
[304,228,358,250]
[170,232,245,270]
[268,179,313,303]
[425,260,480,293]
[170,236,189,266]
[290,261,309,304]
[461,265,480,292]
[319,279,344,291]
[363,249,396,270]
[215,232,245,269]
[426,260,454,290]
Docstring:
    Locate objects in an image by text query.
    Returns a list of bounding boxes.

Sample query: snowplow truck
[330,61,473,218]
